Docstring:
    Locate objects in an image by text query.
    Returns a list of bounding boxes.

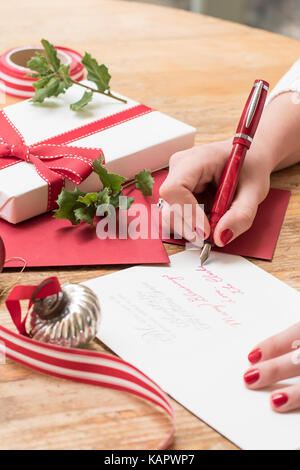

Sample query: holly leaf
[74,205,96,227]
[94,187,111,217]
[54,80,69,97]
[109,194,119,209]
[70,91,93,111]
[33,74,55,90]
[41,39,61,72]
[135,169,154,196]
[31,74,70,102]
[82,53,111,92]
[31,77,61,103]
[97,187,111,205]
[58,65,72,87]
[110,193,135,210]
[93,159,126,194]
[123,196,135,209]
[26,72,40,79]
[54,188,85,225]
[77,192,98,206]
[27,53,52,75]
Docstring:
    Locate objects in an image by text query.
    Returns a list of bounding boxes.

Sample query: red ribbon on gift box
[0,104,153,211]
[0,276,175,449]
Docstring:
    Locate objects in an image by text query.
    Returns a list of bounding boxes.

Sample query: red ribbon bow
[0,109,103,210]
[6,276,62,336]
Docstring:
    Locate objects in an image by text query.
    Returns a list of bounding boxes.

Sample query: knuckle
[236,206,256,228]
[159,181,176,200]
[191,144,210,159]
[170,146,204,166]
[268,336,281,357]
[169,151,185,165]
[266,360,281,382]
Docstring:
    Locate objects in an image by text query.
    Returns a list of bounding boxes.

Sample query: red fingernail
[244,369,260,385]
[271,393,289,408]
[220,229,233,246]
[195,227,206,240]
[248,348,262,364]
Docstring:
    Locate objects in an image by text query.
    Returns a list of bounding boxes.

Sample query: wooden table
[1,0,300,450]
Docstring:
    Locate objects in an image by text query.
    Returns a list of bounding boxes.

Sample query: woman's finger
[213,188,260,247]
[247,322,300,365]
[270,384,300,413]
[160,143,232,243]
[243,350,300,390]
[160,176,210,246]
[161,200,206,245]
[213,164,269,247]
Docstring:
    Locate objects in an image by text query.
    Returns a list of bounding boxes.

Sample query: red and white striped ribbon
[0,46,84,99]
[0,324,175,448]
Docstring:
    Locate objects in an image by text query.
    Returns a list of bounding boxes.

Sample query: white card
[84,251,300,450]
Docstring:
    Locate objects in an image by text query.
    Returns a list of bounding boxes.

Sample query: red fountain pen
[199,79,269,265]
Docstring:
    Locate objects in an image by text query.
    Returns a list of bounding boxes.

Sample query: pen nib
[199,243,212,266]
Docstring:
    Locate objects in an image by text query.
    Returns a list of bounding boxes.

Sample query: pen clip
[245,80,264,128]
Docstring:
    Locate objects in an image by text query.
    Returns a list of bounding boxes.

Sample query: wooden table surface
[1,0,300,450]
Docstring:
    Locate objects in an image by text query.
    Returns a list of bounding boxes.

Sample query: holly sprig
[27,39,127,111]
[54,157,154,227]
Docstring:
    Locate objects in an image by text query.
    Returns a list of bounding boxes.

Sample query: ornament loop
[31,279,67,320]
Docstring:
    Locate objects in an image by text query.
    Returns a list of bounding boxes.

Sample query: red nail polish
[220,229,233,246]
[244,369,260,385]
[272,393,288,408]
[248,348,262,364]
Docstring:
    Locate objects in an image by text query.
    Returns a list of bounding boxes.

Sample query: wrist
[246,138,274,176]
[251,92,300,172]
[221,91,300,173]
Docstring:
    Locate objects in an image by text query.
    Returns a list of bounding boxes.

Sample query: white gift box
[0,82,195,223]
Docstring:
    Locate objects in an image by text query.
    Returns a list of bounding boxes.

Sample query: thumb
[213,185,263,247]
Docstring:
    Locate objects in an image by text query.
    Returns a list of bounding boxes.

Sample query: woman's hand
[160,91,300,247]
[244,323,300,413]
[159,140,271,246]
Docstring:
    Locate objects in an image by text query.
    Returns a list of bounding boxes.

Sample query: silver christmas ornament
[26,282,101,348]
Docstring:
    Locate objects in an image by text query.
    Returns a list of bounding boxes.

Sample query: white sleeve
[267,59,300,104]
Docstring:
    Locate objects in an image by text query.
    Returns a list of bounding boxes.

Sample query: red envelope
[0,169,290,268]
[0,212,169,268]
[0,177,169,268]
[149,169,290,261]
[214,188,290,260]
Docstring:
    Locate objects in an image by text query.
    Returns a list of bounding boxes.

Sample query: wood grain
[1,0,300,450]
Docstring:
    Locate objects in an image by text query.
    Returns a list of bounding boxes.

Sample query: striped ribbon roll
[0,46,84,99]
[0,276,175,448]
